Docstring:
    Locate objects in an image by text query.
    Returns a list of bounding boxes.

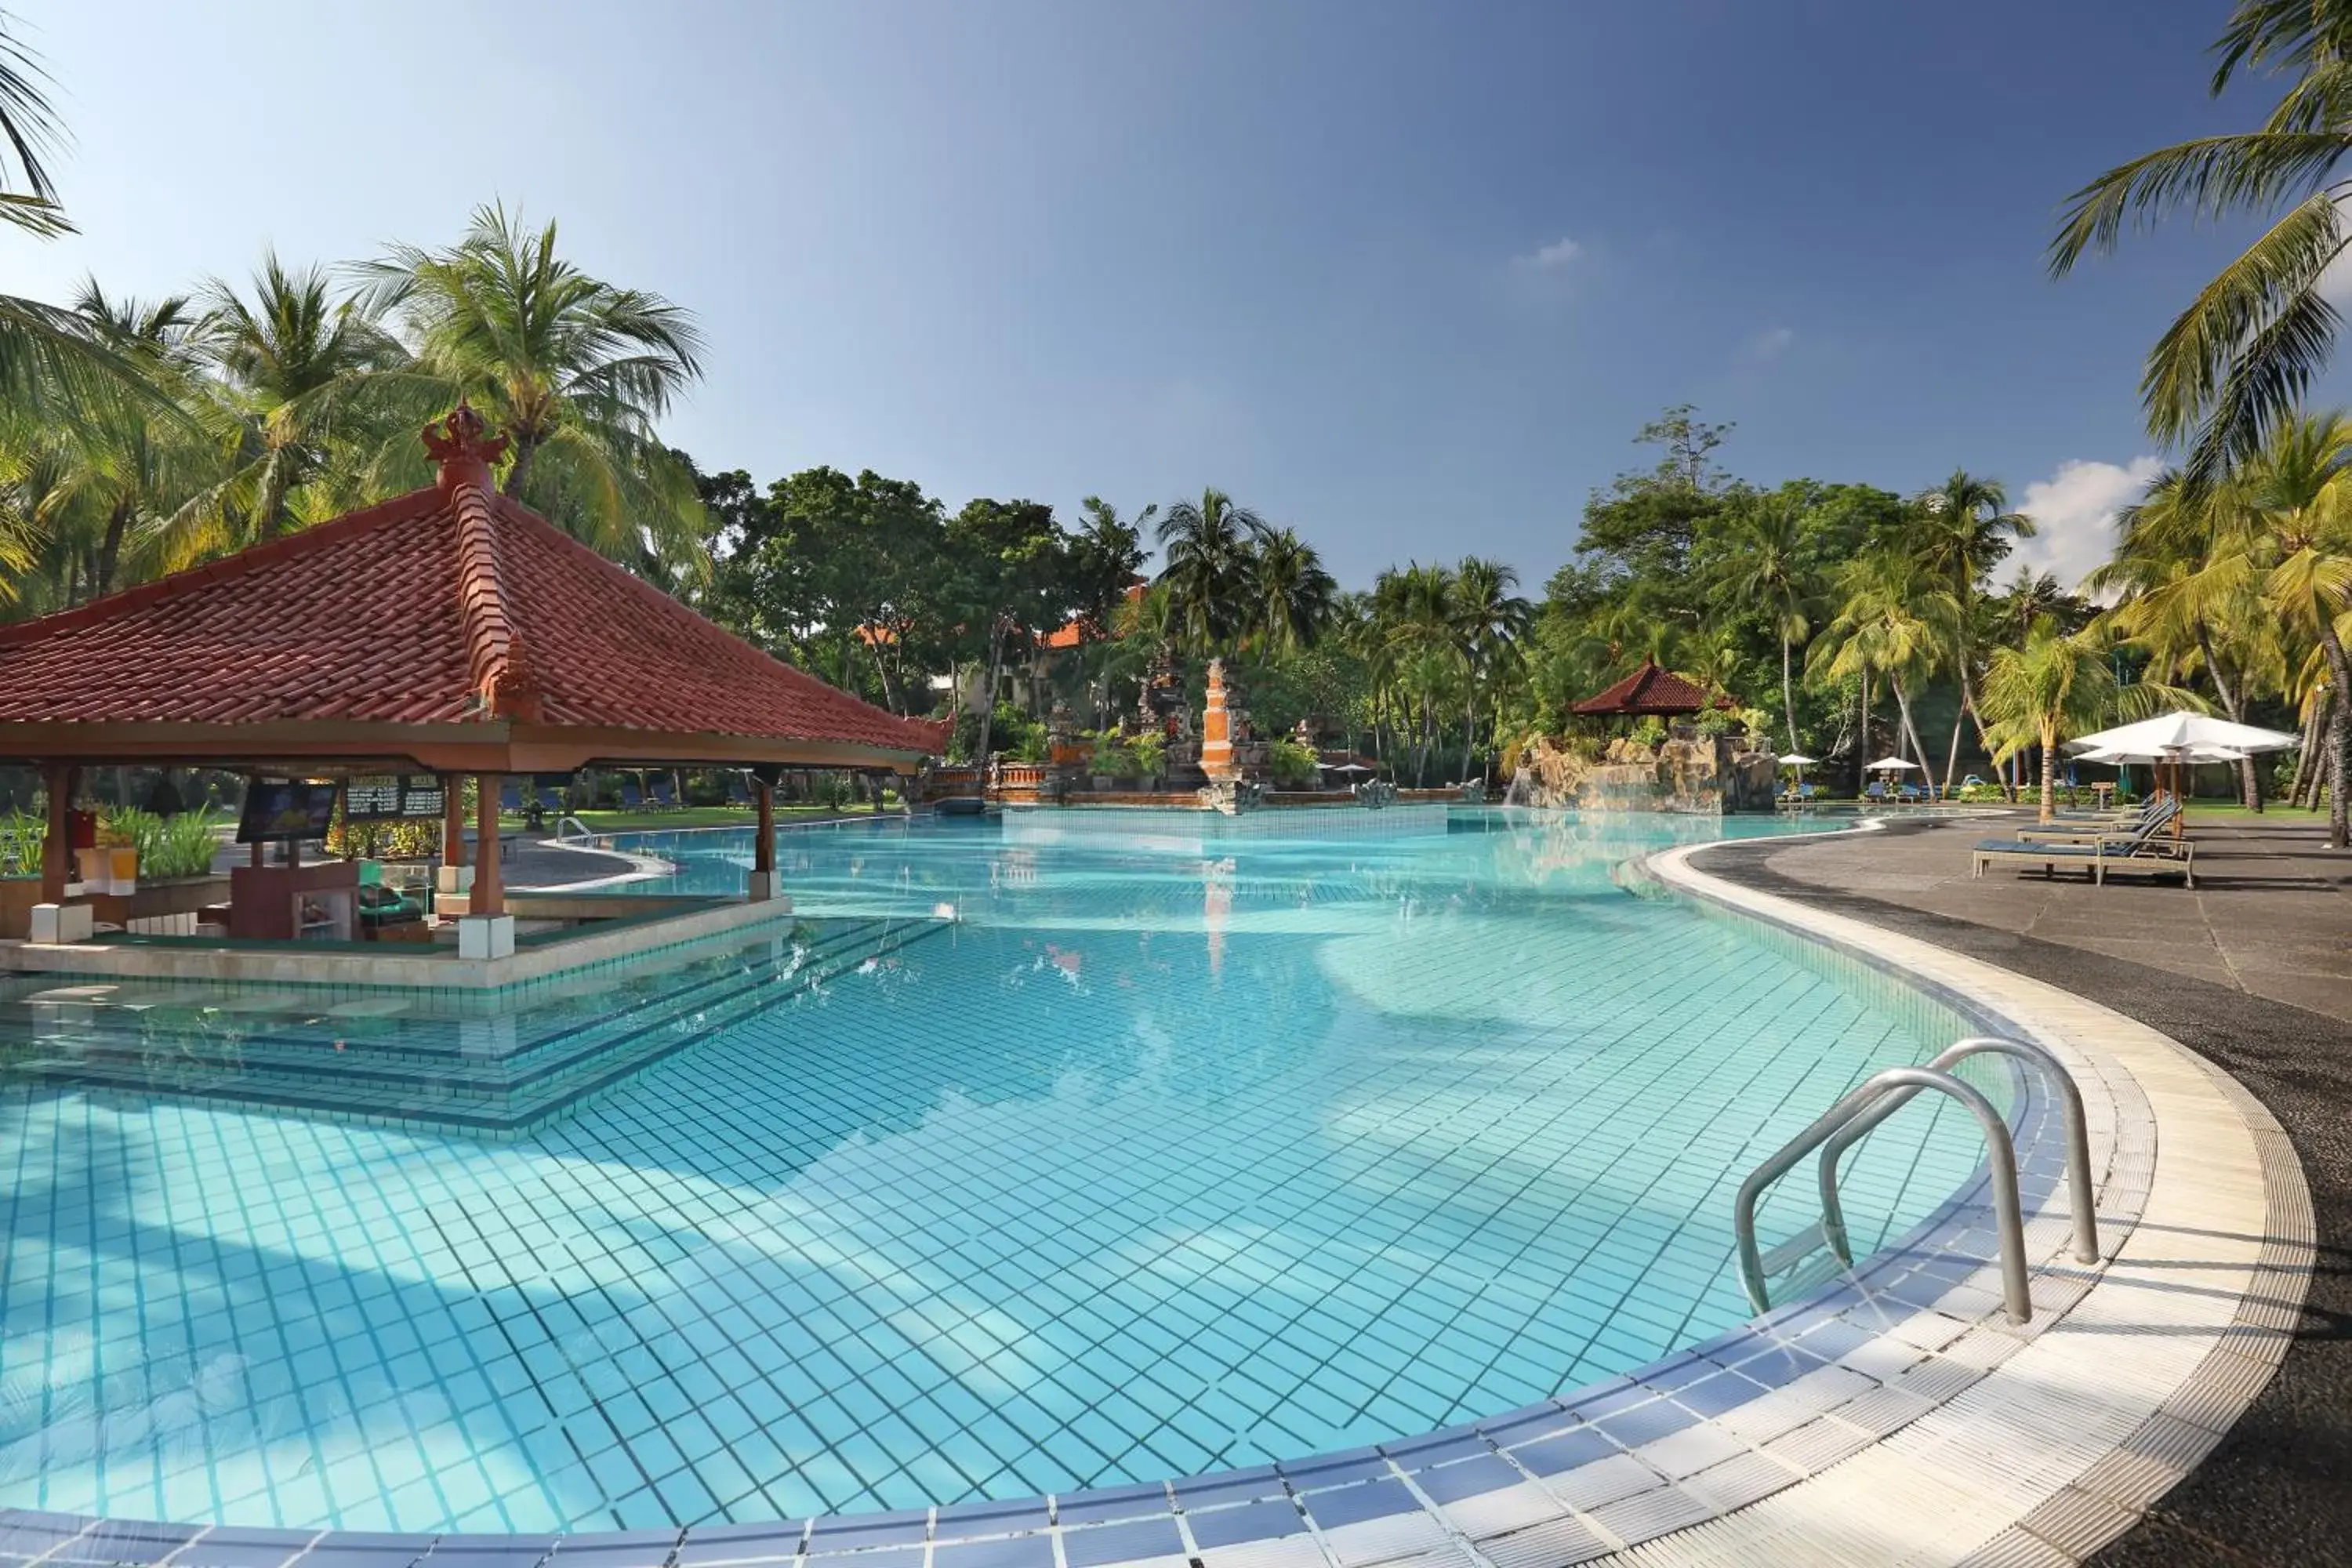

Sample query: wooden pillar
[474,771,503,917]
[441,774,466,866]
[40,762,74,903]
[755,779,776,874]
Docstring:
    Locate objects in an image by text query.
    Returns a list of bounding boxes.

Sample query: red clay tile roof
[0,416,942,760]
[1570,658,1726,717]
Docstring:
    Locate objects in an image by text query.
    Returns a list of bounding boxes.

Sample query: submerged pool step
[3,917,953,1134]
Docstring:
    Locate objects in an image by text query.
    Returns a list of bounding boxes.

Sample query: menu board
[344,774,450,822]
[236,779,342,844]
[398,775,446,818]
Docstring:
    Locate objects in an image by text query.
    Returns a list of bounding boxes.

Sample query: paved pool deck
[1699,814,2351,1566]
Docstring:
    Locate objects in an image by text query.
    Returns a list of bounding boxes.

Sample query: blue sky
[7,0,2299,589]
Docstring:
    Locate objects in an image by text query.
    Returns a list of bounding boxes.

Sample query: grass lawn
[2183,801,2329,824]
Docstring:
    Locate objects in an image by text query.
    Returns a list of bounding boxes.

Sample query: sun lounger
[1973,808,2194,886]
[535,783,564,815]
[649,775,678,809]
[499,779,524,815]
[619,780,644,810]
[726,774,754,807]
[2013,797,2176,844]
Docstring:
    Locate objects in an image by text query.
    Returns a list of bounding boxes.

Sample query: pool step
[3,917,954,1136]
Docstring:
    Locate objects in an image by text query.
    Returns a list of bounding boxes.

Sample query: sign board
[236,779,341,844]
[344,774,449,822]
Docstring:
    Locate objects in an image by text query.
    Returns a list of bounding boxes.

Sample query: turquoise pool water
[0,809,1998,1532]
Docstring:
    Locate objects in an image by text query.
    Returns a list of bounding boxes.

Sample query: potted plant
[1090,734,1125,792]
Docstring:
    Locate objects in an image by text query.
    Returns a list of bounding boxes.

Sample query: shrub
[103,805,226,879]
[1089,734,1128,777]
[0,807,43,876]
[1268,736,1321,787]
[1131,731,1167,779]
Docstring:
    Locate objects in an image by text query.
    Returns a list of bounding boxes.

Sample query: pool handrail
[1735,1063,2032,1323]
[1817,1034,2100,1273]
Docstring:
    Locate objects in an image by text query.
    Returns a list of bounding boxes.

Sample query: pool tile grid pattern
[0,827,2281,1566]
[0,817,2029,1538]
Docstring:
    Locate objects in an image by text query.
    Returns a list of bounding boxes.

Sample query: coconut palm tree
[1155,488,1266,653]
[2093,469,2281,809]
[2230,411,2352,844]
[168,256,412,557]
[0,21,189,424]
[1452,557,1532,782]
[360,203,709,570]
[1248,526,1338,658]
[1808,547,1958,797]
[1915,470,2034,790]
[2048,0,2352,483]
[1980,622,2197,823]
[1710,492,1816,754]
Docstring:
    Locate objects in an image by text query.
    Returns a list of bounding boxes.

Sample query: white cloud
[1516,236,1582,270]
[2013,456,2165,593]
[1745,325,1795,361]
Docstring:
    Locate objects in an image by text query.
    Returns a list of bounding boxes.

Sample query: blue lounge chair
[619,779,644,810]
[1973,800,2193,886]
[649,775,678,810]
[1864,781,1887,802]
[1896,782,1923,804]
[725,773,753,807]
[499,779,524,815]
[536,782,564,815]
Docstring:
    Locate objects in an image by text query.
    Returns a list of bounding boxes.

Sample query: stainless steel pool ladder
[1733,1035,2100,1324]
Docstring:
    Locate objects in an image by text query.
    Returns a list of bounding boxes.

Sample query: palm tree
[65,283,205,599]
[2093,469,2280,809]
[172,255,411,556]
[1808,547,1957,797]
[1711,492,1815,753]
[1980,621,2194,823]
[361,203,709,569]
[1452,557,1532,782]
[2230,411,2352,845]
[1155,488,1266,652]
[1915,470,2034,790]
[1247,526,1338,657]
[2048,0,2352,484]
[0,20,189,425]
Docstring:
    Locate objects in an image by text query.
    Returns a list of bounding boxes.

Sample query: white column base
[435,865,475,894]
[30,902,92,944]
[746,871,789,905]
[457,913,516,960]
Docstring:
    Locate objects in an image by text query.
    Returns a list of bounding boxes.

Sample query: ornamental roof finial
[423,400,509,490]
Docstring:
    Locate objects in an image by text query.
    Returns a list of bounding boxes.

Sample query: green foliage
[1268,736,1321,787]
[0,805,42,875]
[102,805,222,879]
[1130,731,1167,779]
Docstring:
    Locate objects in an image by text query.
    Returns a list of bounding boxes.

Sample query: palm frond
[2047,133,2352,276]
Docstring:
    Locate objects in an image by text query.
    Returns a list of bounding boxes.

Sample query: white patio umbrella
[2074,742,2249,765]
[1865,756,1918,772]
[1777,753,1817,766]
[2066,713,2299,757]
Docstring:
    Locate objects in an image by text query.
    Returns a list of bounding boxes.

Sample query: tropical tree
[2229,411,2352,845]
[1807,547,1958,796]
[1915,470,2034,790]
[165,256,411,557]
[361,203,709,570]
[1248,526,1338,658]
[1155,488,1266,653]
[1980,622,2196,822]
[2049,0,2352,483]
[1451,557,1532,782]
[1710,491,1817,753]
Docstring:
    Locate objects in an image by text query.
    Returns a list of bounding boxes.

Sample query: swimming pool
[0,809,2005,1533]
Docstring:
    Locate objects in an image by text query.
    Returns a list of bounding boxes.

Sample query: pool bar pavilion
[0,406,941,986]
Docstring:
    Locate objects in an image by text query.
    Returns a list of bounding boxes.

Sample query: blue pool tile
[1058,1519,1183,1568]
[672,1525,803,1566]
[1411,1456,1523,1504]
[548,1534,685,1568]
[1054,1486,1171,1528]
[50,1523,205,1566]
[805,1512,927,1551]
[932,1499,1050,1541]
[1183,1502,1303,1549]
[1511,1425,1619,1476]
[931,1539,1054,1568]
[0,1515,96,1560]
[1299,1479,1422,1528]
[163,1530,319,1568]
[1170,1466,1283,1509]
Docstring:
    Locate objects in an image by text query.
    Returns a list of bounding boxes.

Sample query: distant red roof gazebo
[0,406,943,932]
[1571,658,1733,717]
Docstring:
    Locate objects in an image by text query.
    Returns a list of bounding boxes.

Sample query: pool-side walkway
[1700,815,2351,1566]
